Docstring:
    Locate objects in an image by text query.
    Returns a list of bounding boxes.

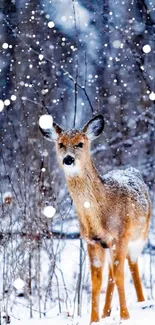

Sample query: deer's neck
[66,160,106,239]
[66,160,102,196]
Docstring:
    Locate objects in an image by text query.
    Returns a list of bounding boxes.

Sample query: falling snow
[39,114,53,129]
[0,0,155,324]
[4,99,10,106]
[11,95,17,101]
[0,100,4,112]
[42,205,56,218]
[48,21,55,28]
[13,278,25,290]
[142,44,151,53]
[39,54,44,60]
[149,92,155,101]
[84,201,91,209]
[2,42,9,49]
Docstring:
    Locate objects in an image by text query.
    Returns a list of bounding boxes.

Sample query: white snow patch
[92,257,102,268]
[128,239,145,263]
[10,302,155,325]
[103,167,149,212]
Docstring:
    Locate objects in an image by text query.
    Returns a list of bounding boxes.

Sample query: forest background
[0,0,155,322]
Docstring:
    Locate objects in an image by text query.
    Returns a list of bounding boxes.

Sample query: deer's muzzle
[63,155,75,166]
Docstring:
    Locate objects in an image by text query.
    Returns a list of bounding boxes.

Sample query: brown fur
[56,131,151,323]
[40,117,151,324]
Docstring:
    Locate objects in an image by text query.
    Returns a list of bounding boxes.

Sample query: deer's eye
[59,143,65,149]
[76,142,84,148]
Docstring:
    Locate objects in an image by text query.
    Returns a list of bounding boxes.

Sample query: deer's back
[101,167,150,241]
[102,167,149,211]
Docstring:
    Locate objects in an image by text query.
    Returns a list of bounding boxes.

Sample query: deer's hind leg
[112,242,130,320]
[102,263,115,318]
[128,256,145,302]
[88,243,105,324]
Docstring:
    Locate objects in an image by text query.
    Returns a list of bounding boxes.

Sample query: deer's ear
[83,114,104,140]
[39,115,62,141]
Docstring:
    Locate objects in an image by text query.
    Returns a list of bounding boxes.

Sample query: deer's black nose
[63,155,75,165]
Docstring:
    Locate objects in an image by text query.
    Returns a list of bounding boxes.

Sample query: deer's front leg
[87,243,105,324]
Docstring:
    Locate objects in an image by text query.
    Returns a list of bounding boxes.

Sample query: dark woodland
[0,0,155,321]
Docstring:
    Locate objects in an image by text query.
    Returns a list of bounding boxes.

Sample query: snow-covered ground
[11,300,155,325]
[1,237,154,325]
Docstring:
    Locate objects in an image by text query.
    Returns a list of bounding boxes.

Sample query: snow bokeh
[4,99,10,106]
[11,94,17,101]
[48,21,55,28]
[0,99,4,112]
[39,115,53,129]
[42,205,56,218]
[84,201,91,209]
[149,92,155,101]
[2,42,9,49]
[142,44,151,54]
[13,278,25,290]
[0,0,155,324]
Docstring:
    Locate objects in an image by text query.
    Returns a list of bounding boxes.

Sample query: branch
[0,231,80,241]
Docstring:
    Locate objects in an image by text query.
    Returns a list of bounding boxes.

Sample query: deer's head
[39,114,104,176]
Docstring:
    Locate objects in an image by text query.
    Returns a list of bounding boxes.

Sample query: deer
[39,113,151,324]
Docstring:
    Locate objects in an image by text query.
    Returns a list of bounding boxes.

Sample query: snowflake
[2,191,12,204]
[149,92,155,101]
[43,206,56,218]
[2,43,9,49]
[11,95,17,101]
[112,40,122,48]
[39,114,53,129]
[48,21,55,28]
[39,54,44,60]
[0,100,4,112]
[84,201,91,209]
[41,89,49,95]
[13,278,25,290]
[4,99,10,106]
[143,44,151,53]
